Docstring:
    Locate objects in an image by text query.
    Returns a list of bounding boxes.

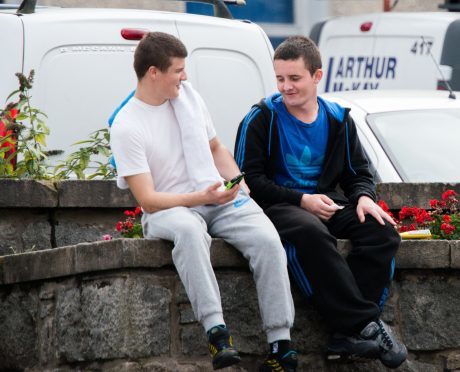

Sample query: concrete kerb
[0,179,58,208]
[0,238,457,286]
[1,180,460,210]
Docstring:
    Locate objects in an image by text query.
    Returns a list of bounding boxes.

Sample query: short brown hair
[133,32,188,79]
[274,36,322,76]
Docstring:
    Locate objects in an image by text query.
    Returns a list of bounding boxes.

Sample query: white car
[321,90,460,182]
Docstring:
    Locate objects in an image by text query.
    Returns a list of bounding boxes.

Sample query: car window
[367,109,460,182]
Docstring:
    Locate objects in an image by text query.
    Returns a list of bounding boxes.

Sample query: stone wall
[1,238,460,371]
[1,180,460,371]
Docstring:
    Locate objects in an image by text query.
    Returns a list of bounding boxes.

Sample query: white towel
[171,81,222,191]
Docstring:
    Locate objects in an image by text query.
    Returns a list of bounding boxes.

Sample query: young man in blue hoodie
[235,36,407,369]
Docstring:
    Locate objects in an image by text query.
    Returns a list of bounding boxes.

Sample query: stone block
[181,323,208,356]
[120,238,173,268]
[336,239,352,256]
[38,316,55,365]
[54,208,124,247]
[0,179,57,208]
[1,246,76,284]
[397,359,440,372]
[0,286,39,370]
[55,275,171,362]
[218,273,265,355]
[400,275,460,350]
[451,240,460,269]
[210,239,248,268]
[57,180,136,208]
[141,360,228,372]
[179,305,196,324]
[101,361,143,372]
[396,240,450,269]
[73,239,174,272]
[0,239,17,256]
[22,221,53,251]
[290,293,328,354]
[73,240,124,273]
[381,283,398,324]
[446,353,460,370]
[176,279,190,304]
[0,209,51,254]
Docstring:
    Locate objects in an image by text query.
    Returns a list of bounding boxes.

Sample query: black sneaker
[207,325,241,370]
[326,333,380,362]
[259,350,298,371]
[360,319,407,369]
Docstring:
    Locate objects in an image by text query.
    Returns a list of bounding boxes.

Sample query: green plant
[0,70,53,179]
[53,128,116,180]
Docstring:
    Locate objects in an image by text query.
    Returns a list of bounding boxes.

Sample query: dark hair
[274,36,322,76]
[133,32,188,79]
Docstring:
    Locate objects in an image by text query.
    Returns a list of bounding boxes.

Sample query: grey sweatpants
[142,190,294,342]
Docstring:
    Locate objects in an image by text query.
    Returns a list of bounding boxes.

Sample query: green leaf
[74,140,95,146]
[14,113,28,121]
[35,133,47,146]
[0,147,10,155]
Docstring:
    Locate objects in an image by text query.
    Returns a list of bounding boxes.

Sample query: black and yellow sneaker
[259,350,298,372]
[207,325,241,370]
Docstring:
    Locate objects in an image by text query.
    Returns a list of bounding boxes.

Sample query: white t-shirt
[110,97,216,192]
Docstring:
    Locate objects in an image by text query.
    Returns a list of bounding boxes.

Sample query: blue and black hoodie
[234,94,376,210]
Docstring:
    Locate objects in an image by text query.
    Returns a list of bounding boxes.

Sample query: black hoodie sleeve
[235,105,303,209]
[339,116,376,204]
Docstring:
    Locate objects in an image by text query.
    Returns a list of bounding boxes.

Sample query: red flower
[0,109,18,167]
[134,206,142,215]
[399,225,409,233]
[415,209,431,225]
[378,200,390,212]
[116,221,122,231]
[409,223,417,231]
[430,199,439,209]
[9,108,19,119]
[399,206,416,220]
[441,223,455,235]
[443,215,451,223]
[124,210,135,217]
[442,190,458,201]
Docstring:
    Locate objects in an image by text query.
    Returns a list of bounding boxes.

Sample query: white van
[0,0,275,164]
[310,11,460,93]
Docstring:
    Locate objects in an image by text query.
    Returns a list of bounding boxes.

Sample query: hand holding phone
[225,172,245,190]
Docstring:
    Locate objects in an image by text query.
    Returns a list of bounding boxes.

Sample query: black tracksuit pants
[264,202,401,335]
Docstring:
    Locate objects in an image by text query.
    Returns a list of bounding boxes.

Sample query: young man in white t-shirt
[110,32,297,371]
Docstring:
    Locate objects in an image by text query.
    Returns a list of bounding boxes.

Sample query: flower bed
[379,189,459,239]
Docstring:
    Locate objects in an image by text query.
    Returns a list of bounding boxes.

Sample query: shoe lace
[377,320,393,351]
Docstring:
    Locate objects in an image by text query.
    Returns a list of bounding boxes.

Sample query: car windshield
[367,108,460,182]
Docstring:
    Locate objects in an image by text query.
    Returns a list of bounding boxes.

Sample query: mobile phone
[225,172,245,190]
